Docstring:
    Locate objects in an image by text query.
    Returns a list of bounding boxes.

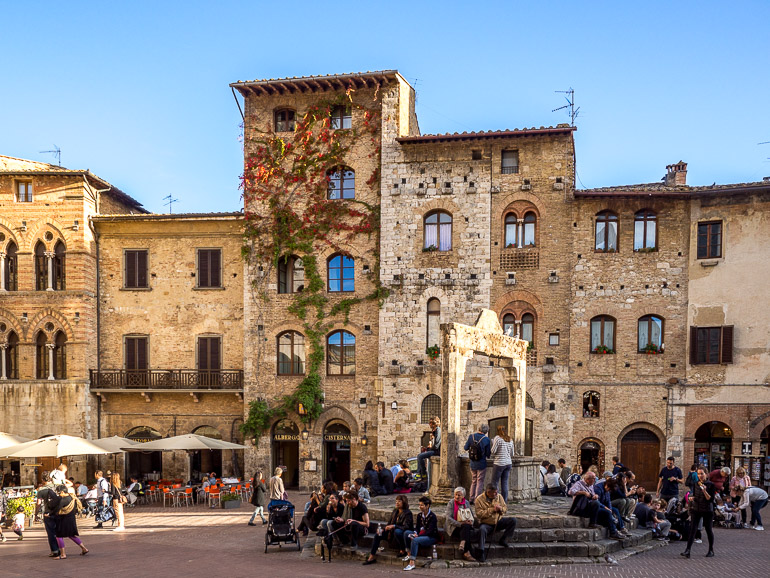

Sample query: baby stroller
[264,499,300,553]
[95,498,117,526]
[82,498,99,518]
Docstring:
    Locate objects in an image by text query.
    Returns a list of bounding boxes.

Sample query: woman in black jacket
[248,471,267,526]
[363,461,384,497]
[53,486,89,558]
[363,494,414,564]
[681,468,716,558]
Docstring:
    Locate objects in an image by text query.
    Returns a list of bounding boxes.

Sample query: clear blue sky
[1,1,768,213]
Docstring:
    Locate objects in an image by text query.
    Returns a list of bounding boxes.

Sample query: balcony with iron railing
[89,369,243,392]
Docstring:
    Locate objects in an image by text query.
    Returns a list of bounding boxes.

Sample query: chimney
[665,161,688,186]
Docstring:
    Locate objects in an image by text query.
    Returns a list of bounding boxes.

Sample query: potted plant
[426,345,440,360]
[422,245,438,252]
[641,343,660,354]
[221,493,242,509]
[592,345,615,354]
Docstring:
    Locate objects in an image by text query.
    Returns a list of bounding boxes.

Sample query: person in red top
[708,467,731,495]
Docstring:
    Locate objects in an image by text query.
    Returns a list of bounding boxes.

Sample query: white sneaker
[402,555,411,562]
[403,563,415,571]
[755,525,764,531]
[695,538,702,543]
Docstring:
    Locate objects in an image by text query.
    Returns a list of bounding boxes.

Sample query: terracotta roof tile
[396,125,575,144]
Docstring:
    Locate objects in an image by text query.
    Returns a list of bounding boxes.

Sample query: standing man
[268,467,285,503]
[35,472,60,557]
[656,457,683,502]
[93,470,110,529]
[464,424,491,503]
[417,417,441,488]
[474,483,517,560]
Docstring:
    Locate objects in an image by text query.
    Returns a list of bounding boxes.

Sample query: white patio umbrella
[0,434,113,458]
[91,436,139,453]
[0,432,31,451]
[126,434,246,451]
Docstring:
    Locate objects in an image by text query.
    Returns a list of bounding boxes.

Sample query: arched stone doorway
[191,425,223,481]
[694,421,733,471]
[323,421,351,486]
[125,426,162,480]
[578,438,604,474]
[620,427,661,491]
[271,419,299,488]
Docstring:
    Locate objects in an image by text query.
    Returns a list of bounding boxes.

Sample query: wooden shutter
[126,337,136,369]
[136,337,148,369]
[198,250,210,287]
[210,250,221,288]
[137,251,148,288]
[689,326,698,365]
[126,251,136,288]
[198,337,208,370]
[210,336,221,370]
[721,326,734,364]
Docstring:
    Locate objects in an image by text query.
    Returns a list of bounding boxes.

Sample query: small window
[501,150,519,174]
[327,254,354,292]
[327,330,355,376]
[277,331,305,375]
[502,313,515,336]
[278,255,304,294]
[634,210,657,251]
[426,298,441,349]
[638,315,664,353]
[504,213,517,248]
[583,391,600,417]
[420,394,441,423]
[521,313,534,344]
[471,150,482,160]
[548,333,560,346]
[330,105,352,130]
[327,167,355,199]
[197,249,222,288]
[488,388,508,407]
[274,109,295,132]
[590,315,616,353]
[690,326,733,365]
[424,210,452,251]
[523,212,536,246]
[595,211,618,252]
[125,250,149,289]
[16,181,33,202]
[697,221,722,259]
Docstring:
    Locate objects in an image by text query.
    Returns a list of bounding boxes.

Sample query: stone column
[0,251,5,291]
[45,251,55,291]
[506,361,527,455]
[517,219,524,248]
[47,343,56,380]
[0,342,7,380]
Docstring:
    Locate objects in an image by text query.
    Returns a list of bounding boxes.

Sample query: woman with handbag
[248,471,268,526]
[110,473,127,531]
[53,485,89,558]
[362,494,414,564]
[445,487,477,562]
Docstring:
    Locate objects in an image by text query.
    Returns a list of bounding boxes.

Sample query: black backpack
[468,434,484,461]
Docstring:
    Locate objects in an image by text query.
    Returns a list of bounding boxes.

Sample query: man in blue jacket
[464,424,491,504]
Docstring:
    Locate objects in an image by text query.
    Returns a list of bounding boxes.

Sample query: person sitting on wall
[393,460,412,490]
[416,417,441,487]
[376,462,394,495]
[363,461,384,497]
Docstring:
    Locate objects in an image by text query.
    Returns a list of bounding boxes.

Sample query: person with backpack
[464,424,491,504]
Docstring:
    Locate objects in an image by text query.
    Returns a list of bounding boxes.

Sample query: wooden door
[621,429,660,491]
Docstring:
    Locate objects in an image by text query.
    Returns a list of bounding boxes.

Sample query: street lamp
[361,421,368,447]
[301,427,309,442]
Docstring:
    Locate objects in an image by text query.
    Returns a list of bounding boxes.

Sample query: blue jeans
[491,464,512,501]
[417,449,437,486]
[405,531,436,559]
[751,498,768,526]
[249,505,265,523]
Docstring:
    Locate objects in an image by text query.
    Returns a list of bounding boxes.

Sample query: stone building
[90,213,246,480]
[0,154,145,483]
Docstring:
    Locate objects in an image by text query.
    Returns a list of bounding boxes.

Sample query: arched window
[327,254,354,292]
[278,255,304,294]
[36,332,48,379]
[125,425,162,442]
[638,315,664,353]
[424,211,452,251]
[502,313,515,336]
[526,392,535,408]
[5,330,19,379]
[327,166,355,199]
[274,108,295,132]
[192,425,222,440]
[327,330,355,376]
[504,213,517,247]
[53,241,65,290]
[595,211,618,252]
[35,242,47,291]
[489,388,508,407]
[521,313,534,344]
[54,331,67,379]
[4,241,18,291]
[277,331,305,375]
[330,105,352,130]
[421,394,441,424]
[523,212,536,246]
[583,391,600,417]
[634,210,657,251]
[426,298,441,349]
[590,315,616,353]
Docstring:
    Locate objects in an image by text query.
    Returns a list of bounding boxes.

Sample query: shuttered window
[125,336,148,370]
[690,326,733,364]
[125,250,149,289]
[697,221,722,259]
[197,249,222,288]
[198,336,221,371]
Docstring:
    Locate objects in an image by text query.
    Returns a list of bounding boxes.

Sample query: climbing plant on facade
[240,88,386,444]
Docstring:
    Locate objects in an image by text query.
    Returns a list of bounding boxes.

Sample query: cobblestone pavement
[1,492,768,577]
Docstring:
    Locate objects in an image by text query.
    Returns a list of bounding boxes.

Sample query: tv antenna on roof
[40,145,62,166]
[163,194,179,214]
[552,89,580,126]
